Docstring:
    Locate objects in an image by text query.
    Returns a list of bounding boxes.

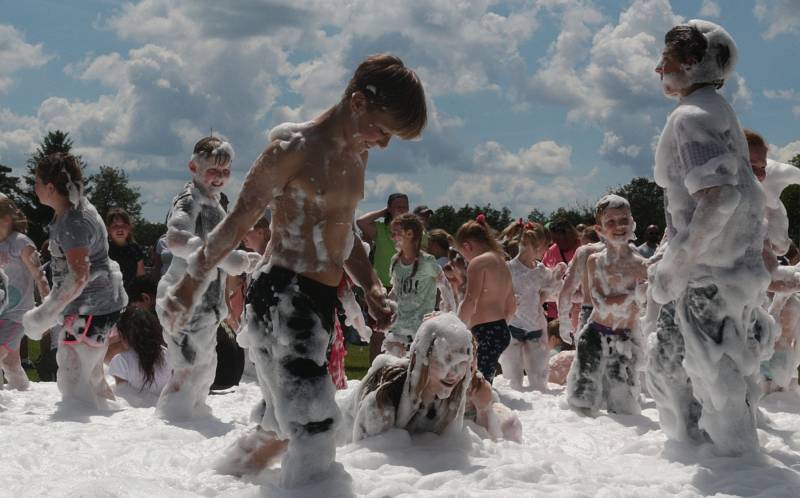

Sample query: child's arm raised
[161,142,303,333]
[356,208,388,243]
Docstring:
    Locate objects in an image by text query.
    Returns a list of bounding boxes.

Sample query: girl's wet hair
[390,213,424,278]
[665,24,708,66]
[344,54,427,140]
[35,152,83,204]
[0,195,28,234]
[115,308,165,391]
[454,217,502,254]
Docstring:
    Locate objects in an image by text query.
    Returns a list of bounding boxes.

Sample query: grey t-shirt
[49,204,127,316]
[0,231,36,322]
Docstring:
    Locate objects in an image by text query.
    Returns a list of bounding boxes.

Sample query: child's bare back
[467,251,514,326]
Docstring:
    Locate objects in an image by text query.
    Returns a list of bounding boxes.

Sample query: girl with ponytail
[383,213,446,356]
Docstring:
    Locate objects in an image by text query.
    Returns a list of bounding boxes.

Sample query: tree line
[2,130,799,252]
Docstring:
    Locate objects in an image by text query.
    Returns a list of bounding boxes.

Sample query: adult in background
[542,219,579,321]
[637,225,661,259]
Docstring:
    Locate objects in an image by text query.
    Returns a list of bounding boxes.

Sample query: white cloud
[599,131,641,158]
[0,25,51,93]
[473,140,572,175]
[763,89,797,100]
[755,0,800,39]
[794,106,800,118]
[698,0,721,18]
[769,140,800,163]
[728,73,752,110]
[364,174,424,202]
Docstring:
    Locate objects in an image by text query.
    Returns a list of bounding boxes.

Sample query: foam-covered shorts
[0,319,24,352]
[60,311,121,347]
[508,325,543,342]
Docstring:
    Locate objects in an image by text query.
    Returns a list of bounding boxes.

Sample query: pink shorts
[0,319,24,352]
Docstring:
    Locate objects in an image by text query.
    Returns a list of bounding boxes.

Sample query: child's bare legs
[216,427,288,476]
[604,336,641,415]
[498,340,524,390]
[0,347,30,390]
[523,338,550,391]
[57,342,114,407]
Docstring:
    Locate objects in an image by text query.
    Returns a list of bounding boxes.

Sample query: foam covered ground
[2,378,799,497]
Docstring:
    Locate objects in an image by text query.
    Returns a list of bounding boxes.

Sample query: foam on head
[684,19,737,87]
[595,194,630,219]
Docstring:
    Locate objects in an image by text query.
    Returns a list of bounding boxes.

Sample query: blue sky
[1,0,799,222]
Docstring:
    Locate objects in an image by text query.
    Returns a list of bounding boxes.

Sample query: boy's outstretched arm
[161,143,301,332]
[344,233,395,331]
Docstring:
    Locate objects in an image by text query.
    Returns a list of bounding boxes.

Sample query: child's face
[391,226,415,251]
[243,227,270,252]
[597,207,634,244]
[190,157,231,194]
[108,219,131,246]
[351,92,400,152]
[655,48,690,98]
[426,351,470,400]
[34,175,55,207]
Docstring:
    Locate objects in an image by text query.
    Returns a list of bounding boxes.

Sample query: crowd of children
[3,18,800,489]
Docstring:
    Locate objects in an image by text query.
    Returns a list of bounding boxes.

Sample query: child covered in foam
[156,136,259,420]
[22,153,127,409]
[567,195,647,415]
[647,20,774,455]
[499,221,564,391]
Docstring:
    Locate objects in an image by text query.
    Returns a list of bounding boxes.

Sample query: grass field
[17,339,372,384]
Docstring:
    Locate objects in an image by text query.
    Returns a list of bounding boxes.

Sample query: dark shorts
[508,325,543,342]
[588,321,631,337]
[471,319,511,383]
[246,265,340,437]
[61,311,121,347]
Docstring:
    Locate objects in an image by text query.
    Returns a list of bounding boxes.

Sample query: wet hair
[35,152,83,205]
[518,221,550,251]
[390,213,424,278]
[192,136,233,166]
[785,241,799,265]
[115,308,165,391]
[385,192,409,224]
[580,227,601,244]
[743,128,768,154]
[128,275,157,306]
[665,25,708,67]
[0,195,28,234]
[499,220,524,244]
[427,228,451,254]
[252,214,271,230]
[454,218,503,254]
[344,54,427,140]
[594,194,631,224]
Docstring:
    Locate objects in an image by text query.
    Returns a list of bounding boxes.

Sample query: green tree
[87,166,142,222]
[428,203,514,236]
[20,130,85,246]
[780,154,800,245]
[611,177,666,243]
[526,208,547,224]
[0,164,25,205]
[547,205,595,229]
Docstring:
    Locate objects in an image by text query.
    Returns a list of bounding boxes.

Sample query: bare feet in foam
[216,428,288,477]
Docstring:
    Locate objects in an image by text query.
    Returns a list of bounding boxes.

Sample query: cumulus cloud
[364,174,424,202]
[0,25,51,93]
[473,140,572,175]
[764,89,797,100]
[755,0,800,39]
[698,0,720,18]
[769,140,800,164]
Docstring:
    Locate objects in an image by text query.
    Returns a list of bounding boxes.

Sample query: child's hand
[649,250,688,304]
[365,286,396,331]
[22,307,56,340]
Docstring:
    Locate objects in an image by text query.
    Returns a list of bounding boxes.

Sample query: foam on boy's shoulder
[267,121,313,143]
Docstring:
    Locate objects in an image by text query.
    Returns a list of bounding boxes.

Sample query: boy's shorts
[61,311,121,347]
[0,319,24,352]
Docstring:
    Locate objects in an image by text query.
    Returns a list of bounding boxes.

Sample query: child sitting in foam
[109,308,170,396]
[499,221,564,391]
[567,195,647,415]
[351,313,473,440]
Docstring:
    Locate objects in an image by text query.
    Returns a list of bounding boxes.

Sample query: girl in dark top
[106,208,145,292]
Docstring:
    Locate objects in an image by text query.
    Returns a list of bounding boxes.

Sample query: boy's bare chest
[293,154,365,210]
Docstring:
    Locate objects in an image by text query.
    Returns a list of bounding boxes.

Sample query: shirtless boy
[558,239,604,345]
[160,54,425,487]
[455,217,516,383]
[567,195,647,415]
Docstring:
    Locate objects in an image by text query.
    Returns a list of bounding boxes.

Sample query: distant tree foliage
[428,204,513,236]
[610,177,666,243]
[87,166,142,222]
[780,154,800,246]
[0,164,25,206]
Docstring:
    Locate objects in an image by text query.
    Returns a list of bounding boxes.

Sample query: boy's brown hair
[35,152,84,205]
[594,194,631,224]
[0,194,28,234]
[344,54,427,140]
[743,128,768,154]
[192,136,232,166]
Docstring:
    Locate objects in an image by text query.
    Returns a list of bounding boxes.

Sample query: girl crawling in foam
[350,313,521,442]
